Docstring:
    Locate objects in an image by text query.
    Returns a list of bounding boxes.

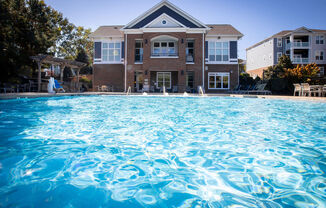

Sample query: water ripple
[0,96,326,207]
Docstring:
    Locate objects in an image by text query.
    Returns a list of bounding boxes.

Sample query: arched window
[151,35,178,57]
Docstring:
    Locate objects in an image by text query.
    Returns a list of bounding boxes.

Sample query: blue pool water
[0,95,326,207]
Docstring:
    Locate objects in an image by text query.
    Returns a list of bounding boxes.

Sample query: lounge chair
[54,80,65,92]
[293,83,301,96]
[101,85,108,92]
[229,85,241,94]
[172,86,178,93]
[150,86,155,93]
[28,80,38,92]
[248,83,271,95]
[241,85,256,94]
[0,83,15,93]
[142,85,149,92]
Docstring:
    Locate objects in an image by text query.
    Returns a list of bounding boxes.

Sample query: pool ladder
[163,86,168,96]
[126,86,131,95]
[198,86,205,96]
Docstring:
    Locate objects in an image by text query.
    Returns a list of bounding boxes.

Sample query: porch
[133,71,196,93]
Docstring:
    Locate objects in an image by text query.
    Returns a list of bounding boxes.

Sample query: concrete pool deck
[0,92,326,102]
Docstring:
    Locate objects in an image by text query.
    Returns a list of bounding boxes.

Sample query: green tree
[0,0,93,83]
[263,55,293,80]
[51,25,93,61]
[0,0,64,82]
[76,48,92,74]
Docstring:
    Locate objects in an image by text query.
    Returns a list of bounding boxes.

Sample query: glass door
[157,72,171,89]
[186,71,194,91]
[134,72,143,92]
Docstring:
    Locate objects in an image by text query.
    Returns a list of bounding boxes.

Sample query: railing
[186,54,194,63]
[286,42,310,50]
[292,58,309,64]
[126,86,131,95]
[151,52,178,57]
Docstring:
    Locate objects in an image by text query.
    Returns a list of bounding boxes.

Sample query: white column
[290,35,294,60]
[124,34,128,92]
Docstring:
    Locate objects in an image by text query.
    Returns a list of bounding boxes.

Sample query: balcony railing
[292,58,309,64]
[286,42,310,50]
[151,52,178,57]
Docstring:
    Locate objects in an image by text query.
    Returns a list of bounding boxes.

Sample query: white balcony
[286,42,310,50]
[292,58,309,64]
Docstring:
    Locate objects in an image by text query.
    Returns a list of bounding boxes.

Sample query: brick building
[90,0,243,93]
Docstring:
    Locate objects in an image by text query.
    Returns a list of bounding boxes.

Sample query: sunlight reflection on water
[0,96,326,207]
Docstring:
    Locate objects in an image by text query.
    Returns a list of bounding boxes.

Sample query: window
[316,36,324,44]
[162,20,167,25]
[186,40,194,63]
[157,72,171,89]
[208,72,229,89]
[319,67,324,76]
[102,42,121,62]
[208,41,229,62]
[152,41,177,56]
[277,38,282,47]
[186,71,194,89]
[135,40,143,63]
[315,51,324,60]
[277,52,282,61]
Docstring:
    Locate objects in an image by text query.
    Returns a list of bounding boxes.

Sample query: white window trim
[135,40,143,63]
[208,72,230,90]
[277,38,282,47]
[156,72,172,89]
[316,35,325,44]
[208,41,230,63]
[319,66,324,76]
[277,52,282,60]
[152,41,178,57]
[315,50,324,61]
[102,41,122,63]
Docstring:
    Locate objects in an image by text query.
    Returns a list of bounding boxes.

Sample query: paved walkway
[0,92,326,102]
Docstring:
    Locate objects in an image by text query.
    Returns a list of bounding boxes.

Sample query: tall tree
[0,0,93,83]
[51,25,93,61]
[0,0,64,82]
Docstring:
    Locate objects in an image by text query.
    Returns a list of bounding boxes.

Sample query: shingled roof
[206,24,243,37]
[90,24,243,38]
[90,25,124,38]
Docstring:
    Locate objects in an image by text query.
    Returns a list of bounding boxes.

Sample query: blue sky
[45,0,326,59]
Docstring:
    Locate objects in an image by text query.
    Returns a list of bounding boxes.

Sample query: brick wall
[93,33,239,93]
[93,64,125,92]
[205,64,239,92]
[247,66,269,78]
[125,32,204,92]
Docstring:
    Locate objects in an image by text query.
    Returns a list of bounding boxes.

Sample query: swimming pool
[0,95,325,207]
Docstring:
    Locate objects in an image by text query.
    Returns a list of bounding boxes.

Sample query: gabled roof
[246,27,326,51]
[90,25,123,38]
[206,24,243,37]
[122,0,209,30]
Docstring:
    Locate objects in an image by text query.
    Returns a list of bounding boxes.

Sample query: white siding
[311,33,326,65]
[246,39,274,71]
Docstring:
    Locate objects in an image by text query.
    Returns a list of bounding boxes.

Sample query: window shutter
[230,41,237,59]
[205,41,208,59]
[121,41,125,58]
[94,42,101,59]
